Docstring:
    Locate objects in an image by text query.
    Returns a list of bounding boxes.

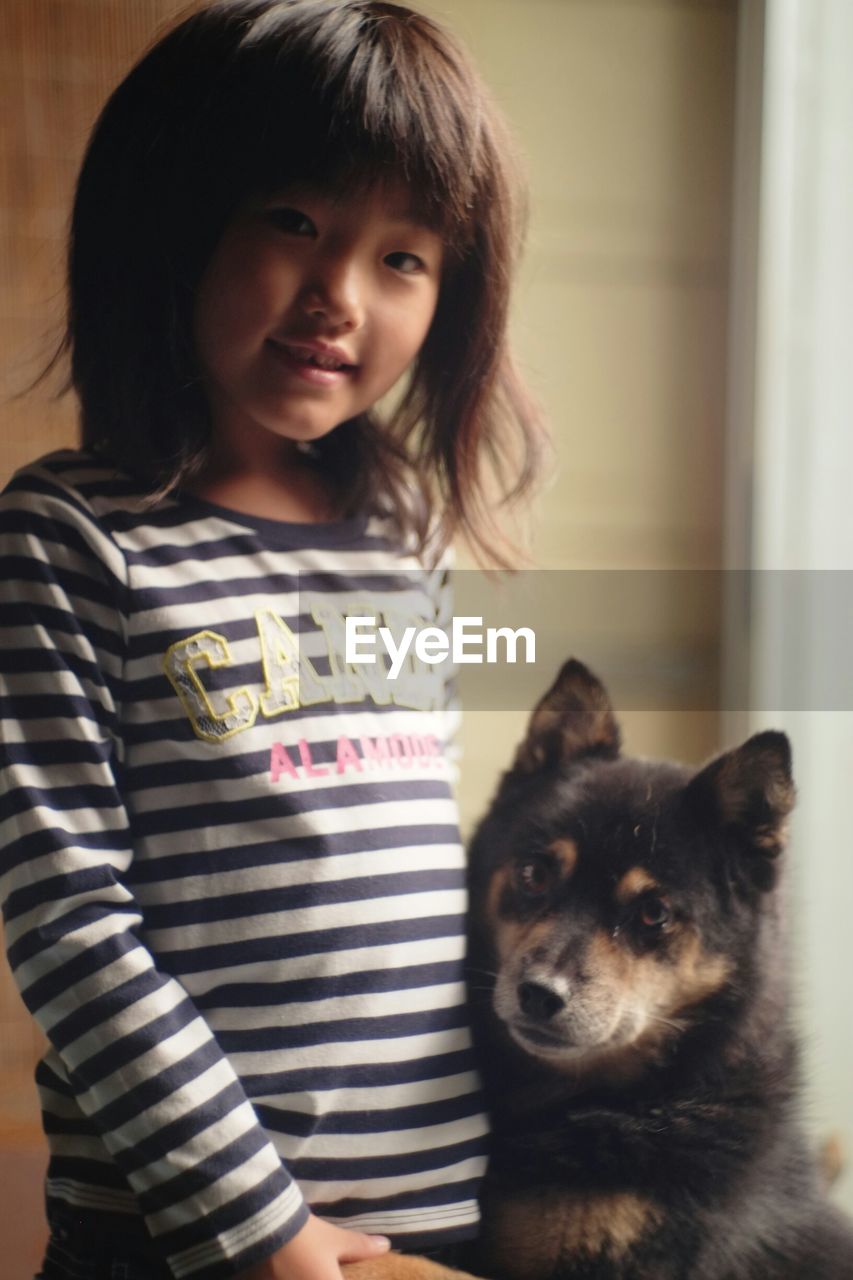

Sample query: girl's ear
[685,731,795,889]
[512,658,621,774]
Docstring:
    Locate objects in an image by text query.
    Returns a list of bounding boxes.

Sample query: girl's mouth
[268,340,356,383]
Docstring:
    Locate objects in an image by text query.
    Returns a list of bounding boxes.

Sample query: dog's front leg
[343,1252,484,1280]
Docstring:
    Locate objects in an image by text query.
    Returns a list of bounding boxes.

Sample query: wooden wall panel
[0,0,190,1151]
[0,0,192,482]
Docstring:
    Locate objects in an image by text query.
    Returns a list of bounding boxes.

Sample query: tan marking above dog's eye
[615,866,660,905]
[487,865,511,918]
[546,838,578,878]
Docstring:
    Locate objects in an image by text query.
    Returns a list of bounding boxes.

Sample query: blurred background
[1,0,850,1272]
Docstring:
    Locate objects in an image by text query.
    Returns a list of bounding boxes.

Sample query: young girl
[0,3,544,1278]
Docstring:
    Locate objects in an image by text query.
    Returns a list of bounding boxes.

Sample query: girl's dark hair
[65,0,546,564]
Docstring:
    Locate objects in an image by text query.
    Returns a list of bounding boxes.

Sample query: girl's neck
[188,440,343,525]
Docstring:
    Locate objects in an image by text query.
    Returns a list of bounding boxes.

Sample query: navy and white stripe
[0,451,487,1280]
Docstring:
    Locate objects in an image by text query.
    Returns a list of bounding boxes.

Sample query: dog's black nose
[518,980,565,1021]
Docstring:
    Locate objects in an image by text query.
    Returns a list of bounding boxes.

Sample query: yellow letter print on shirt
[163,602,442,742]
[162,629,258,742]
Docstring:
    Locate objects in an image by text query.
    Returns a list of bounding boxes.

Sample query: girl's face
[192,181,444,465]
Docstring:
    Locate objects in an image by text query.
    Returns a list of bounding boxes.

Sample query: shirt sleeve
[0,469,309,1280]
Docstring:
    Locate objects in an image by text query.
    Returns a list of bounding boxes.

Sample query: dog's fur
[345,660,853,1280]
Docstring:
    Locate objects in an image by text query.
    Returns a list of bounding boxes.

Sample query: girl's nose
[299,255,365,331]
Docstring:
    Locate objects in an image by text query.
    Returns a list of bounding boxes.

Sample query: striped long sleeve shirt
[0,451,488,1280]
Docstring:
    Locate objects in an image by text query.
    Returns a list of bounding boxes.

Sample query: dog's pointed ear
[685,731,795,888]
[513,659,621,774]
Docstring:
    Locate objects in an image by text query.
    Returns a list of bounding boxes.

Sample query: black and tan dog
[347,659,853,1280]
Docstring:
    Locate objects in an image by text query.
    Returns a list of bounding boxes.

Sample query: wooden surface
[0,1144,49,1277]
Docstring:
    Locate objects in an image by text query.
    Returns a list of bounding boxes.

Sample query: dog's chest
[478,1184,662,1279]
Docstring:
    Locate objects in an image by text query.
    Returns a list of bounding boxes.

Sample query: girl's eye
[384,251,426,275]
[635,894,672,931]
[513,856,554,899]
[266,207,316,236]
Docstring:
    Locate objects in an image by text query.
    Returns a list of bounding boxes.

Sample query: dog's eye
[513,857,554,898]
[635,893,671,930]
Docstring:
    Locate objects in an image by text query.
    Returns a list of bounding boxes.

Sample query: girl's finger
[337,1231,392,1263]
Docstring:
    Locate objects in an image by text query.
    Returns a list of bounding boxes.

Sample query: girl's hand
[237,1213,392,1280]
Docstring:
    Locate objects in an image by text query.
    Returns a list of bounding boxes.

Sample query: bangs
[207,0,490,246]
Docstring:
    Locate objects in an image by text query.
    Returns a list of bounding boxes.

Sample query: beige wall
[425,0,734,571]
[417,0,737,832]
